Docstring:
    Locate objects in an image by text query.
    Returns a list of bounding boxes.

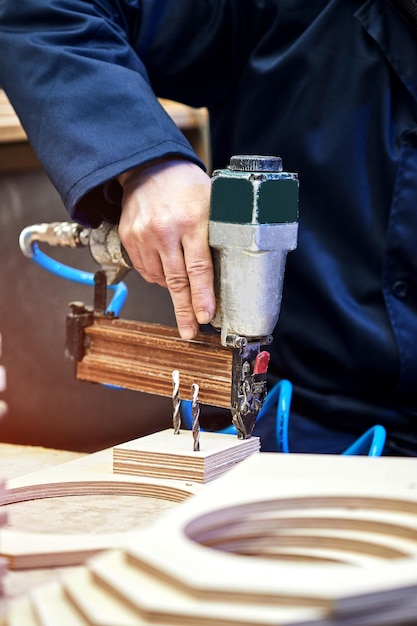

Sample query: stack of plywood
[5,453,417,625]
[113,429,260,483]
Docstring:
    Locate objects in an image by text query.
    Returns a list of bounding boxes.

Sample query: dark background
[0,168,176,452]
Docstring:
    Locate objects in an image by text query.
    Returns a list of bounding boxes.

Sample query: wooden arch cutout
[0,446,198,569]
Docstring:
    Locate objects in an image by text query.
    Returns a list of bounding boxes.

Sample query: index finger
[161,244,202,340]
[182,228,215,326]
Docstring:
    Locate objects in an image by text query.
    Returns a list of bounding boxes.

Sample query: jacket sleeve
[0,0,229,225]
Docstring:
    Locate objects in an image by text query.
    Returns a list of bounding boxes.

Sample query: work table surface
[0,443,177,603]
[0,444,83,604]
[0,443,82,480]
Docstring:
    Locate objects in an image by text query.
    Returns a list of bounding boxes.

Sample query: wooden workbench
[0,444,82,602]
[0,91,40,171]
[0,443,178,602]
[0,444,82,480]
[4,450,417,626]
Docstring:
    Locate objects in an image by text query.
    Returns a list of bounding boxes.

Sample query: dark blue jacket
[1,0,417,453]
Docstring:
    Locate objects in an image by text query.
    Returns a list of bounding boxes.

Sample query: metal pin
[191,383,201,452]
[172,370,181,434]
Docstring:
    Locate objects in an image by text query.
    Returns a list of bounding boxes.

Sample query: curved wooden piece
[8,454,417,626]
[0,447,198,570]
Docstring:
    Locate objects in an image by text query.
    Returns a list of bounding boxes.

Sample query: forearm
[0,0,260,226]
[0,0,203,224]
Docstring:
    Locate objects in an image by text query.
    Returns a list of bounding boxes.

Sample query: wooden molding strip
[77,318,233,407]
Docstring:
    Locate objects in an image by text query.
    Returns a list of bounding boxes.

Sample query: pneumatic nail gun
[19,155,298,438]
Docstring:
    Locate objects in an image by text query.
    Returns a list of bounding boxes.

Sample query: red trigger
[254,351,270,375]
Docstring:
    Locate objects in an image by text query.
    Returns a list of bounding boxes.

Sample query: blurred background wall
[0,92,209,452]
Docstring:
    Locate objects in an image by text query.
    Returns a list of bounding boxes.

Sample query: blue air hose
[31,243,128,315]
[181,378,386,457]
[342,424,386,457]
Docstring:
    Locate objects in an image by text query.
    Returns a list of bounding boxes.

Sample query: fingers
[118,159,216,339]
[119,224,167,288]
[182,222,215,325]
[162,224,215,339]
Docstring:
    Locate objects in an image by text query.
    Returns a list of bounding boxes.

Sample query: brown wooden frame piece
[76,318,233,407]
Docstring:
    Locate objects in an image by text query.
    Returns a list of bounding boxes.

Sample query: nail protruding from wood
[172,370,181,435]
[191,383,201,452]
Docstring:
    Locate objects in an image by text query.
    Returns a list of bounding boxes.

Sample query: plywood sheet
[6,596,39,626]
[30,579,90,626]
[4,449,417,624]
[113,429,260,483]
[0,446,198,570]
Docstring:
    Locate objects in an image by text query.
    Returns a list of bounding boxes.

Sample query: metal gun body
[19,155,299,439]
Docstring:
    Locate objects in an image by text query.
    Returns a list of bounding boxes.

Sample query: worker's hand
[118,159,215,340]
